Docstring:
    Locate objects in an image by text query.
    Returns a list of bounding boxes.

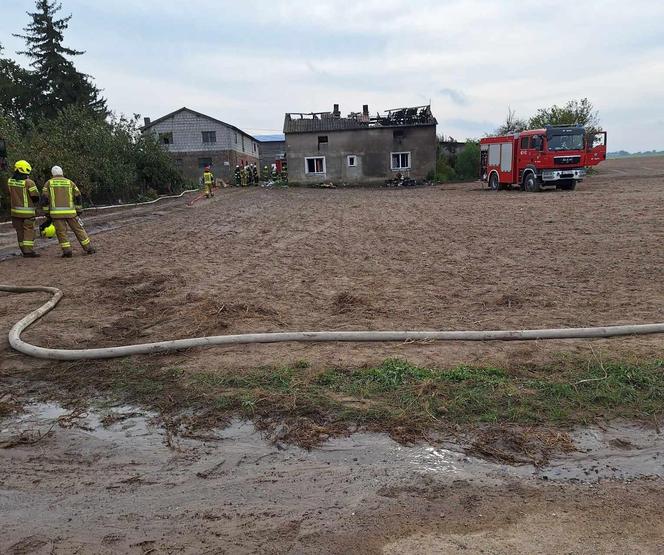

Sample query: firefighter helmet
[14,160,32,175]
[42,224,56,238]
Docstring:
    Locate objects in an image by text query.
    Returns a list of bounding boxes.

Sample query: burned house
[283,104,437,185]
[142,107,260,182]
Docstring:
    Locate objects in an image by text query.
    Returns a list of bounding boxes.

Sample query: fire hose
[2,284,664,361]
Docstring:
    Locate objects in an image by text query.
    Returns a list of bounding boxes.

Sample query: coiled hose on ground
[2,284,664,361]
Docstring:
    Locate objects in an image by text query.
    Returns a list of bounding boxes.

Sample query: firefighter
[234,165,241,186]
[41,166,95,257]
[251,164,258,185]
[203,165,214,198]
[262,165,270,181]
[247,164,254,186]
[6,160,40,257]
[240,165,248,187]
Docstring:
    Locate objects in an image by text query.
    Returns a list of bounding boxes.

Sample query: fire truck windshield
[547,133,584,151]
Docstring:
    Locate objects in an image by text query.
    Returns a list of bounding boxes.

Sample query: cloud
[439,88,468,106]
[1,0,663,150]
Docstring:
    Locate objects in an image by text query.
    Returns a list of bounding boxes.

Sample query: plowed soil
[2,156,664,374]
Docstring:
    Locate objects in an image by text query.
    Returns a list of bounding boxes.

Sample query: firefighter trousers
[11,217,36,254]
[204,184,214,198]
[53,217,93,254]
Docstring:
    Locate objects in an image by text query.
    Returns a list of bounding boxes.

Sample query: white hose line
[84,188,200,211]
[0,189,200,232]
[3,284,664,361]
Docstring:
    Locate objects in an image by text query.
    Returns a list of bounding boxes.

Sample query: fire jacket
[41,177,83,219]
[7,175,39,218]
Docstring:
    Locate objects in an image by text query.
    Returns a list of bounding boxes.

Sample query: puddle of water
[538,422,664,481]
[1,402,662,483]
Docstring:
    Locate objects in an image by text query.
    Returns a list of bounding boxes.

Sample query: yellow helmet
[41,224,56,238]
[14,160,32,175]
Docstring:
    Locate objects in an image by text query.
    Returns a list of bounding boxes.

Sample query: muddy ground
[1,403,663,554]
[1,156,664,553]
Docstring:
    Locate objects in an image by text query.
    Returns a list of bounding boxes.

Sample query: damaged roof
[283,105,436,134]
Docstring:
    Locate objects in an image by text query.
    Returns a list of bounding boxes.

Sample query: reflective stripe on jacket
[8,178,39,218]
[203,171,214,185]
[42,178,82,218]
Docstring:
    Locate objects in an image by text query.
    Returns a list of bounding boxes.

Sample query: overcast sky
[2,0,663,151]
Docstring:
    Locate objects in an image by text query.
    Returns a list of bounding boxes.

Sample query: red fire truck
[479,125,607,191]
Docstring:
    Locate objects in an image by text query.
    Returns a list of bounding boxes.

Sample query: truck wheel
[524,173,540,192]
[489,173,500,191]
[559,180,576,191]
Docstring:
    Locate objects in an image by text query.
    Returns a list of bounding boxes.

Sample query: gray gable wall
[147,110,259,157]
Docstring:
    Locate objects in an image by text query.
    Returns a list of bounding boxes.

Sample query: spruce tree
[14,0,106,119]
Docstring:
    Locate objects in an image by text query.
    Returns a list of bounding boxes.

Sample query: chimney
[363,104,369,116]
[143,117,151,126]
[333,104,340,117]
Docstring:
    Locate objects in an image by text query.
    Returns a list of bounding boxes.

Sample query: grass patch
[12,356,664,450]
[183,357,664,446]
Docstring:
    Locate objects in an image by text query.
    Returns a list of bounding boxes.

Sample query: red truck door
[517,135,534,177]
[586,132,607,166]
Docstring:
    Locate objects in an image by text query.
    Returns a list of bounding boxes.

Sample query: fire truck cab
[480,125,607,192]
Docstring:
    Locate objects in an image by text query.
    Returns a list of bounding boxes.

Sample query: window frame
[520,136,530,149]
[202,131,217,144]
[158,132,173,145]
[304,156,326,175]
[347,155,357,167]
[390,151,411,171]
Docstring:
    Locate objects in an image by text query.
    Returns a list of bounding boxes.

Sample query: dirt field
[2,156,664,553]
[2,156,664,372]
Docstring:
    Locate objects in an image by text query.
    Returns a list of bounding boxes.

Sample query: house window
[391,152,411,170]
[175,158,183,167]
[242,136,245,152]
[347,155,356,167]
[253,143,257,153]
[393,129,405,139]
[158,132,173,145]
[305,156,326,174]
[318,136,328,144]
[234,132,238,144]
[198,157,212,168]
[202,131,217,144]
